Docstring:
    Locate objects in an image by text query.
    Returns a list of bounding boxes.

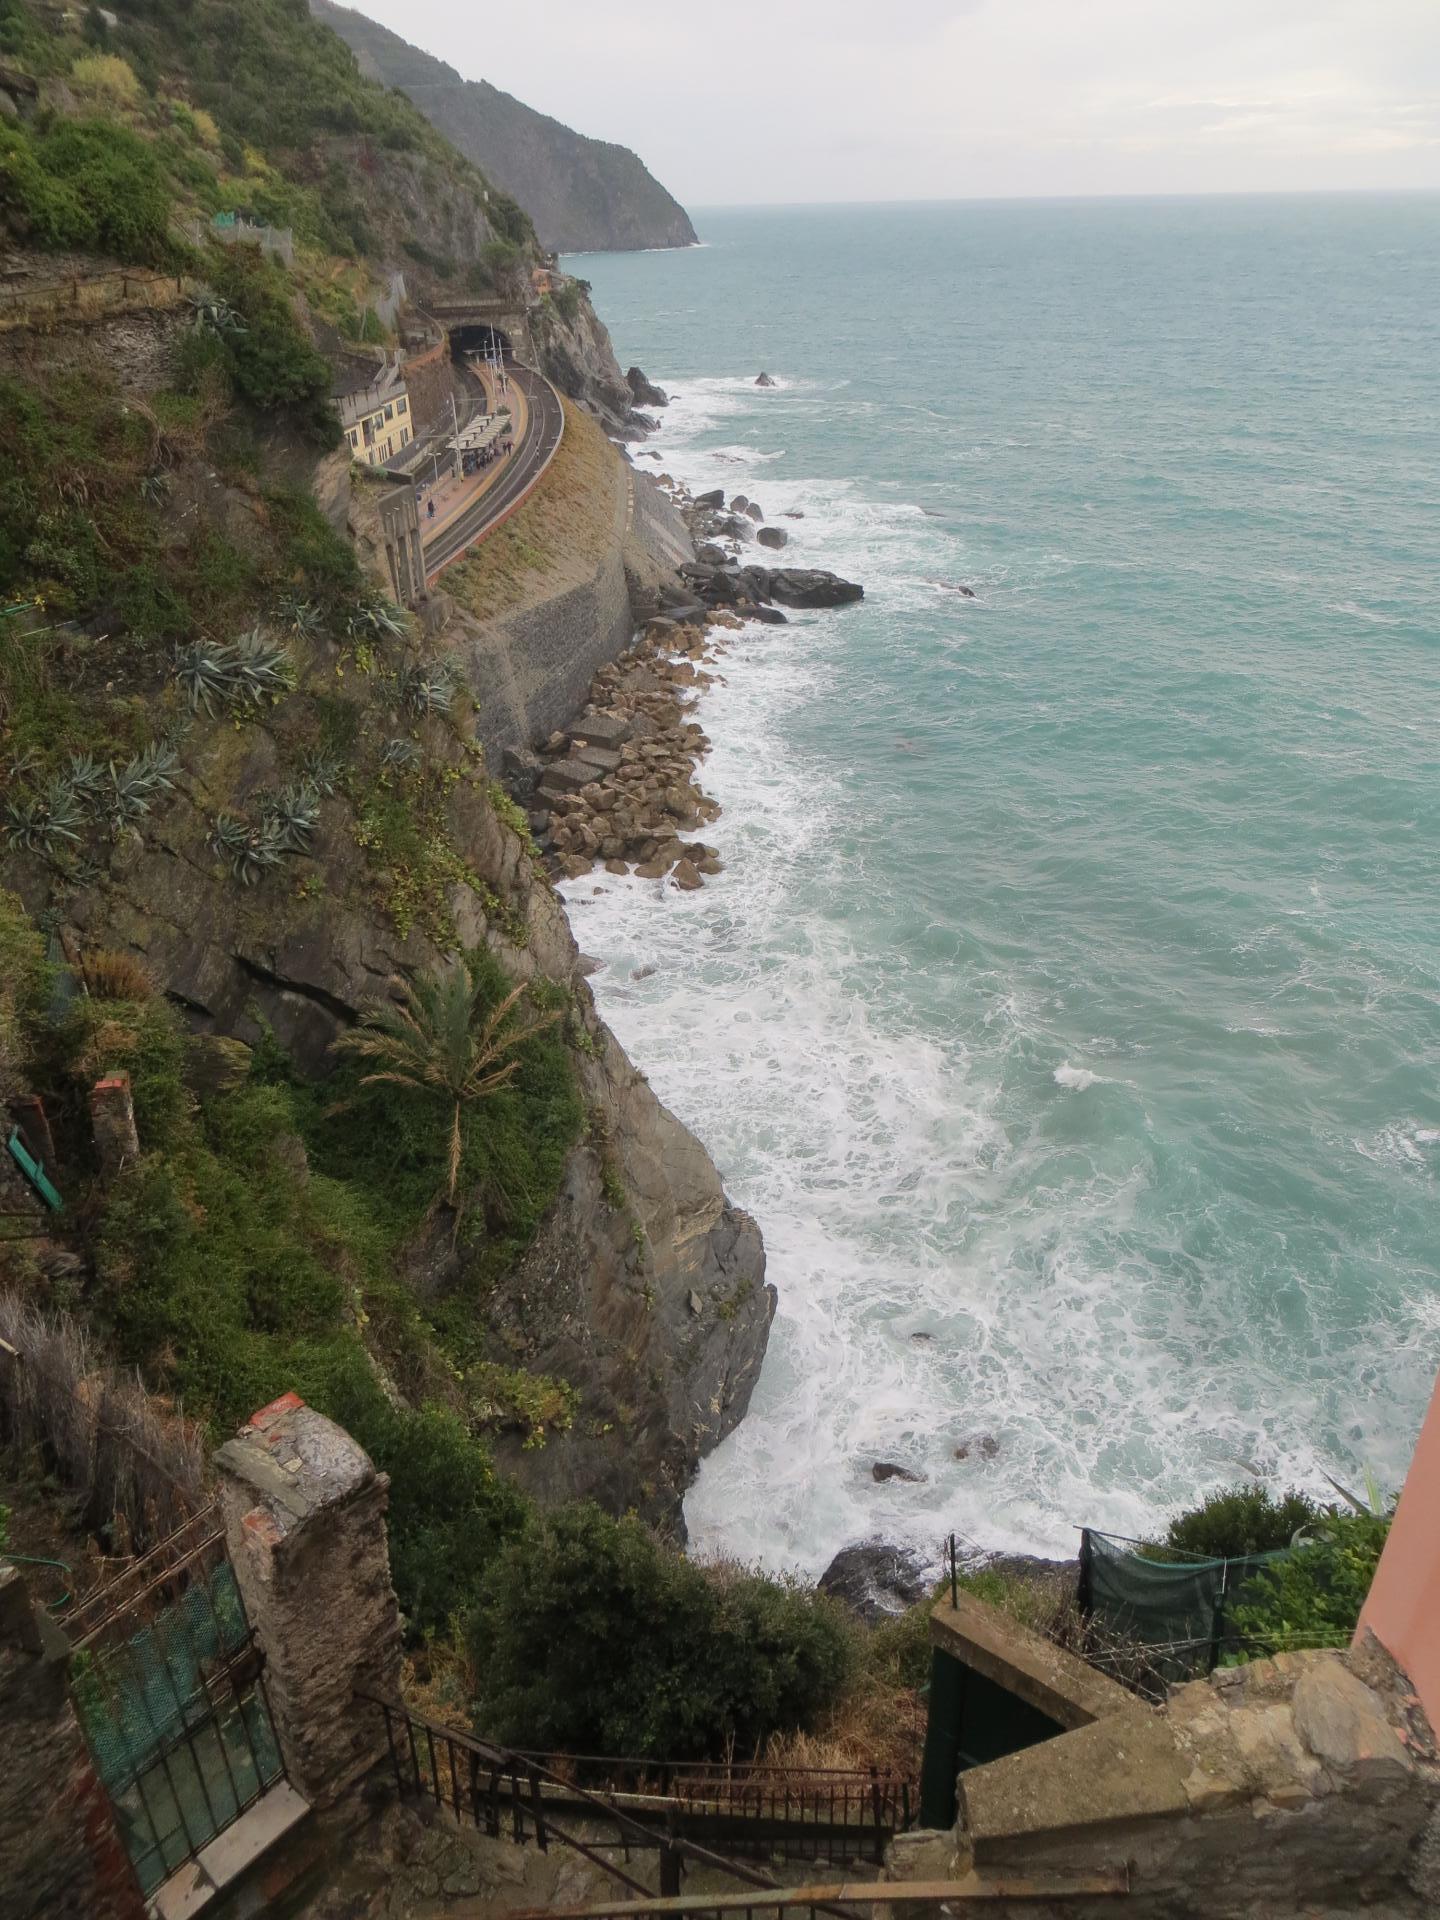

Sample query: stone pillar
[0,1567,145,1920]
[89,1073,140,1182]
[214,1393,404,1809]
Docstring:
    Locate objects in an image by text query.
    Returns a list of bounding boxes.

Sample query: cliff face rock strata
[311,0,698,254]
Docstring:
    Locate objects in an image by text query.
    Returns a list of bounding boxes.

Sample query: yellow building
[334,360,413,467]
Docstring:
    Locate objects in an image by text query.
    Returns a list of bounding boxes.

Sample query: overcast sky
[348,0,1440,206]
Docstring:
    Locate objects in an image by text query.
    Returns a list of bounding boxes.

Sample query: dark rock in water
[627,366,669,408]
[631,964,658,981]
[820,1539,935,1620]
[696,542,729,566]
[755,371,777,387]
[780,509,805,519]
[695,487,725,509]
[743,501,764,522]
[730,494,751,513]
[872,1460,924,1485]
[748,605,789,625]
[757,526,788,549]
[716,514,751,540]
[953,1433,1000,1462]
[767,568,864,609]
[642,450,663,460]
[910,1330,933,1342]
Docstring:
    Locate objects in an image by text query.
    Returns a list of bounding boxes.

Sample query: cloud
[343,0,1440,201]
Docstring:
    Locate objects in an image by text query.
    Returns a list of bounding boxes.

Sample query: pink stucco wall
[1356,1368,1440,1732]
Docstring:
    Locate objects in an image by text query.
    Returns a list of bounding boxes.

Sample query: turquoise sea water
[562,197,1440,1574]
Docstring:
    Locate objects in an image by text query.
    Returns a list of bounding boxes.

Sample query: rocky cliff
[311,0,698,254]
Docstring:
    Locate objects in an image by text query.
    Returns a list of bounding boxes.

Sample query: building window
[400,427,409,448]
[397,396,407,415]
[384,402,394,422]
[348,428,358,448]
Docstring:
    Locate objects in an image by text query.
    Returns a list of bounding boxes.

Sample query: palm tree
[330,958,561,1206]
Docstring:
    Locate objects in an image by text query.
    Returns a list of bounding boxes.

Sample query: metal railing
[358,1691,898,1912]
[504,1872,1132,1920]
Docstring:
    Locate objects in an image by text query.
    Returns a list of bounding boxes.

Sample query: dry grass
[0,1295,207,1544]
[78,946,158,1003]
[445,399,621,624]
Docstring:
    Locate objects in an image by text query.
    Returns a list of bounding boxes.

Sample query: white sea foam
[561,339,1439,1575]
[1053,1064,1105,1091]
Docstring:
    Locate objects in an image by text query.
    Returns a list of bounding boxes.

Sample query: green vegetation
[1145,1484,1327,1563]
[330,954,564,1206]
[1227,1510,1392,1659]
[471,1504,855,1759]
[185,249,339,443]
[0,115,175,264]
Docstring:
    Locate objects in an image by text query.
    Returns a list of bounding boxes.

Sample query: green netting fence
[73,1563,283,1893]
[1079,1528,1289,1686]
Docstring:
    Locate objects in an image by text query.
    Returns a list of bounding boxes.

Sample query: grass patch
[446,402,619,623]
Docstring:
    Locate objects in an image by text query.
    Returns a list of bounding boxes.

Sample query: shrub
[0,118,173,265]
[78,947,159,1003]
[470,1505,855,1759]
[68,52,142,107]
[1150,1484,1326,1562]
[1227,1510,1391,1658]
[0,887,48,1094]
[201,250,339,443]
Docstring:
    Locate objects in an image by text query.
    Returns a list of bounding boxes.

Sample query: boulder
[695,488,725,509]
[572,711,631,749]
[953,1433,1000,1462]
[767,568,864,609]
[626,366,669,409]
[538,760,595,797]
[756,526,788,549]
[672,859,704,891]
[748,604,788,626]
[872,1460,924,1485]
[780,509,806,519]
[730,494,750,513]
[572,744,622,775]
[755,372,777,387]
[819,1540,934,1620]
[743,501,764,522]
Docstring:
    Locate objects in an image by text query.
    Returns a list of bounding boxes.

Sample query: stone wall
[888,1616,1440,1920]
[0,1568,144,1920]
[215,1394,404,1810]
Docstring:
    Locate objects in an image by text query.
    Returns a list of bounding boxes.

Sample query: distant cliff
[311,1,698,255]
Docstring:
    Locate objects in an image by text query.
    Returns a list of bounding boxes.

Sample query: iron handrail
[356,1691,869,1914]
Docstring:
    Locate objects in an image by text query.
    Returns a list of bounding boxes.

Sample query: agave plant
[3,779,84,857]
[299,748,342,795]
[346,596,410,643]
[395,659,456,718]
[173,632,295,716]
[260,779,320,855]
[101,741,179,830]
[274,595,324,639]
[231,629,297,707]
[210,810,286,886]
[379,737,421,771]
[63,752,109,808]
[189,289,247,337]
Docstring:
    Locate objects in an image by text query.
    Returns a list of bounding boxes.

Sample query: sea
[560,196,1440,1577]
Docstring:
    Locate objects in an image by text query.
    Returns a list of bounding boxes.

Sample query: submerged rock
[872,1460,925,1485]
[755,371,777,387]
[756,526,788,549]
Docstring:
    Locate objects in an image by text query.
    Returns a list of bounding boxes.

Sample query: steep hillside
[0,0,766,1539]
[312,0,698,254]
